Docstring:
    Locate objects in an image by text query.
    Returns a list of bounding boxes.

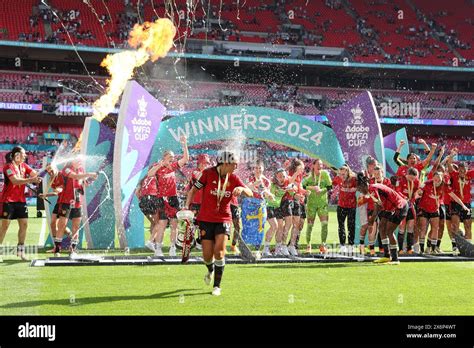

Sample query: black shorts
[139,195,160,216]
[231,204,240,220]
[57,203,82,219]
[406,202,416,221]
[198,221,231,241]
[381,203,408,225]
[451,202,471,221]
[439,204,450,221]
[156,196,180,220]
[267,206,283,220]
[419,209,439,220]
[280,200,293,218]
[1,202,28,220]
[291,201,302,217]
[52,203,59,215]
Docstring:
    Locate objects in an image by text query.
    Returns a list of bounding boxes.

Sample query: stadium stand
[0,0,472,66]
[1,70,473,119]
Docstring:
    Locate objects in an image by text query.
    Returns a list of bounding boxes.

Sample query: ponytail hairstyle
[6,146,25,163]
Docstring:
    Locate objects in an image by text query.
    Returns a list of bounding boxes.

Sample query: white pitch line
[38,217,47,246]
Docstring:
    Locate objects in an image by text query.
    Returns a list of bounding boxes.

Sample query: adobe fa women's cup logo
[132,96,152,141]
[345,104,369,147]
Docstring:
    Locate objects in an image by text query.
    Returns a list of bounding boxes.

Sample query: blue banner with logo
[241,198,267,246]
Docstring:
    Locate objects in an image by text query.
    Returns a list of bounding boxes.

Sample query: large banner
[151,106,346,169]
[42,157,74,249]
[81,118,116,249]
[113,80,165,249]
[325,92,385,246]
[383,128,409,177]
[325,91,385,172]
[241,198,267,246]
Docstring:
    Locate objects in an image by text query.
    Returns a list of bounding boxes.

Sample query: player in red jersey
[424,146,453,252]
[39,164,70,253]
[136,173,161,253]
[273,168,298,256]
[394,139,437,178]
[415,171,468,254]
[395,167,420,254]
[287,159,307,256]
[332,164,357,254]
[184,151,253,296]
[358,164,391,255]
[447,159,473,245]
[276,160,303,256]
[0,147,41,260]
[356,173,408,264]
[147,135,189,257]
[53,159,97,256]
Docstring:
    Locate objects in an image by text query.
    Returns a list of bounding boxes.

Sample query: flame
[91,18,176,122]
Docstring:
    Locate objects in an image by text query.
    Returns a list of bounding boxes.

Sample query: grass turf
[0,207,473,315]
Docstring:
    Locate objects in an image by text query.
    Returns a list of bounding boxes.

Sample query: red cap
[197,154,211,164]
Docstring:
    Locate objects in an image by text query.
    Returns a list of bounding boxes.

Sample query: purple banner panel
[325,91,385,172]
[113,80,165,248]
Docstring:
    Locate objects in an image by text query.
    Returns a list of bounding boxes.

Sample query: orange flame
[92,18,176,122]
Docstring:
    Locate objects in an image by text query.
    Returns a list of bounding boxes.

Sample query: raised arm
[431,145,445,172]
[418,138,431,153]
[178,135,189,168]
[394,140,408,166]
[420,142,437,169]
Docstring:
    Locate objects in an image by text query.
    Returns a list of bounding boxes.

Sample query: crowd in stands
[1,0,473,66]
[0,70,473,120]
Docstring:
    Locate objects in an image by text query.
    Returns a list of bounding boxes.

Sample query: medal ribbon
[216,167,229,210]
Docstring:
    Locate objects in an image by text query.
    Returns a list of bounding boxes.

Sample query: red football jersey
[395,176,420,202]
[194,167,246,223]
[140,175,158,196]
[50,174,65,201]
[418,180,451,213]
[426,171,451,205]
[332,176,357,208]
[289,170,305,203]
[368,183,407,212]
[449,170,474,204]
[58,166,84,208]
[396,162,425,177]
[2,162,33,203]
[154,161,181,198]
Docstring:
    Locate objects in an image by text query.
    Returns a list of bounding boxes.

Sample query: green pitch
[0,208,472,315]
